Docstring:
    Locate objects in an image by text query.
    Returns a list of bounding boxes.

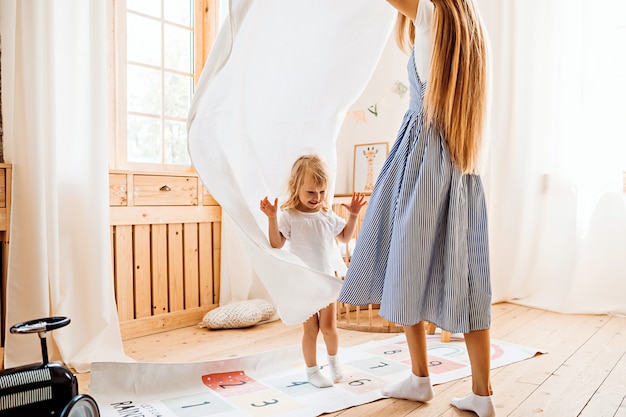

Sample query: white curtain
[479,0,626,314]
[1,1,127,371]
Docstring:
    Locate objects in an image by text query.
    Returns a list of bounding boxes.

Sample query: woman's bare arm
[387,0,419,20]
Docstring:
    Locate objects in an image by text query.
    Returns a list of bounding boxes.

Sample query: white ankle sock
[381,373,434,402]
[451,393,496,417]
[327,354,344,383]
[306,365,333,388]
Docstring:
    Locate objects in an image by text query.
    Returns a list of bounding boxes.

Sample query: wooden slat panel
[1,167,11,346]
[198,223,214,306]
[133,175,198,206]
[133,225,152,318]
[183,223,200,309]
[168,224,185,312]
[106,168,222,338]
[212,221,221,305]
[202,187,219,206]
[114,225,134,321]
[0,208,7,231]
[109,173,128,206]
[119,306,216,340]
[110,205,221,226]
[0,169,5,208]
[151,224,168,315]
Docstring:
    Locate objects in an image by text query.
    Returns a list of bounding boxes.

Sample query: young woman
[260,154,367,388]
[338,1,495,416]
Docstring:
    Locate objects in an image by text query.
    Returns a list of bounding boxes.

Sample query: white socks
[306,365,333,388]
[327,354,344,383]
[381,373,434,402]
[381,373,496,415]
[305,354,343,388]
[451,393,496,417]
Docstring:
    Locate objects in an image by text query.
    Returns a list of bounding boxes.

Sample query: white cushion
[199,299,276,329]
[247,299,276,322]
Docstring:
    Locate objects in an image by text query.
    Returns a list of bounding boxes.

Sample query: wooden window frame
[108,0,218,174]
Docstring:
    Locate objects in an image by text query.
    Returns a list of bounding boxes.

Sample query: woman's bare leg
[381,322,434,402]
[451,328,496,416]
[464,329,493,396]
[404,322,429,377]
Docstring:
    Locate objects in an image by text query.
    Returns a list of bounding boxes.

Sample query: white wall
[334,35,410,195]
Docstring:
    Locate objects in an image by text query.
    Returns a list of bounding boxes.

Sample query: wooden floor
[8,302,626,416]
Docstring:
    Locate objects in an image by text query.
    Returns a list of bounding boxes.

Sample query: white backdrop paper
[90,334,543,417]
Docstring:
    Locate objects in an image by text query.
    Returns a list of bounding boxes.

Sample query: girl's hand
[342,192,367,216]
[260,196,279,218]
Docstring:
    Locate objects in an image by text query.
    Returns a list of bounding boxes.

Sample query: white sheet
[188,0,395,325]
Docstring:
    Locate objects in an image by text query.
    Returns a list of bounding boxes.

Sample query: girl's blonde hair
[395,0,487,173]
[280,154,331,212]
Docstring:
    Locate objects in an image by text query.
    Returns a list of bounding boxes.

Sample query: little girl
[260,154,366,388]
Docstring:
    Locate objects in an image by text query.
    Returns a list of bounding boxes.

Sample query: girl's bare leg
[318,302,343,382]
[318,302,338,355]
[302,313,332,388]
[381,322,434,402]
[301,315,319,367]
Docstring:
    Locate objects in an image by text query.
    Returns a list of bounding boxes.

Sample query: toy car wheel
[60,394,100,417]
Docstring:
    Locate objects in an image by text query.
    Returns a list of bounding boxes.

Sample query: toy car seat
[0,317,99,417]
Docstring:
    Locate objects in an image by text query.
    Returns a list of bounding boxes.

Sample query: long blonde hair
[395,0,487,173]
[280,154,331,212]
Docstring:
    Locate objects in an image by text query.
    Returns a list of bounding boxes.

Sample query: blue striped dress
[338,49,492,334]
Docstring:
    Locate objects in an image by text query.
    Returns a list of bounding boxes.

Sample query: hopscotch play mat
[89,334,543,417]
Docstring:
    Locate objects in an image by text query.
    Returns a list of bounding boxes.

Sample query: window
[110,0,218,172]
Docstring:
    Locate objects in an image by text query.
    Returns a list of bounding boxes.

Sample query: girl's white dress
[279,209,347,277]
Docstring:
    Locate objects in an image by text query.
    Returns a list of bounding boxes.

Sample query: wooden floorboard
[84,303,626,416]
[3,302,625,416]
[511,314,626,417]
